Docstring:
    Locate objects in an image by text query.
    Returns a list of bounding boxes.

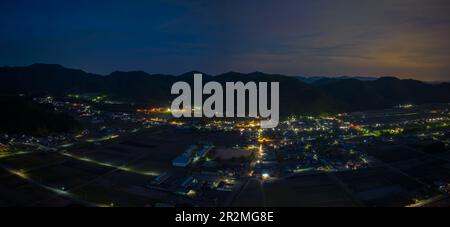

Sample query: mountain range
[1,63,449,116]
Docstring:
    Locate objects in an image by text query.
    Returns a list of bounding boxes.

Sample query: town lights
[170,74,280,128]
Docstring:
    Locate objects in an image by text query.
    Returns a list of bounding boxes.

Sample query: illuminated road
[0,150,35,159]
[60,152,159,176]
[406,194,448,207]
[0,143,159,206]
[19,149,159,206]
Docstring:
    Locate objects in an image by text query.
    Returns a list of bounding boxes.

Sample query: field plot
[262,174,360,207]
[71,176,164,207]
[367,146,426,163]
[393,157,450,185]
[232,179,265,207]
[0,173,56,206]
[29,196,79,207]
[0,152,69,172]
[24,159,115,190]
[334,167,434,206]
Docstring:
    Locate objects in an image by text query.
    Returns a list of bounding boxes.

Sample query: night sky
[1,0,449,81]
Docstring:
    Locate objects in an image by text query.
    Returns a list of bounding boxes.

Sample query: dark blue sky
[1,0,449,80]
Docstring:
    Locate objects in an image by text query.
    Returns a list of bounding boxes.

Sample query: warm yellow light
[258,137,272,143]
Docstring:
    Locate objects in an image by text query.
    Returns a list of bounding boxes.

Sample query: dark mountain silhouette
[296,75,377,84]
[0,95,78,135]
[317,77,450,111]
[0,64,449,115]
[211,72,339,115]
